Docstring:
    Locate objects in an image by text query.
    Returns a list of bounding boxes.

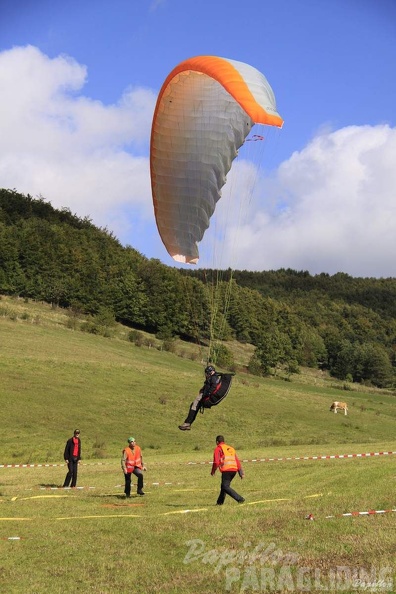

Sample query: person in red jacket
[121,437,147,497]
[63,429,81,488]
[211,435,245,505]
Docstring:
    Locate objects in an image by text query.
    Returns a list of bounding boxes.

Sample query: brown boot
[178,423,191,431]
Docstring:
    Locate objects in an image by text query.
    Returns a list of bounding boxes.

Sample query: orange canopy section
[150,55,283,264]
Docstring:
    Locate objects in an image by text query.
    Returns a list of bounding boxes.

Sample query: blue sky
[0,0,395,276]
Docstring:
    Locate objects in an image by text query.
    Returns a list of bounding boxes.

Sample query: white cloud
[204,124,396,277]
[0,45,156,243]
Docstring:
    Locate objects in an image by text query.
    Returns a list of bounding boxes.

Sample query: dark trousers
[184,395,203,425]
[63,458,79,487]
[124,468,144,496]
[217,471,243,504]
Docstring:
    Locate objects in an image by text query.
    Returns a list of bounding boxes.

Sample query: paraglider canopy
[150,55,283,264]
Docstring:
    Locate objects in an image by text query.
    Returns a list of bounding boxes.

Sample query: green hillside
[1,295,395,463]
[2,188,396,388]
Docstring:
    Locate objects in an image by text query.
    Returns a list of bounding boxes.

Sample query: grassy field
[0,296,395,593]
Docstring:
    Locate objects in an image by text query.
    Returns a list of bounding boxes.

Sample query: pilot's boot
[178,404,199,431]
[178,422,191,431]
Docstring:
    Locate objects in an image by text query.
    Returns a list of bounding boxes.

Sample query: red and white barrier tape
[37,486,96,490]
[326,508,396,519]
[187,450,396,465]
[1,450,395,469]
[0,462,112,469]
[65,481,182,488]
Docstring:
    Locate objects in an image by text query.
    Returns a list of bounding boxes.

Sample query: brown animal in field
[330,401,348,415]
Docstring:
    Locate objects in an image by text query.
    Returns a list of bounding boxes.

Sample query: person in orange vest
[121,437,147,497]
[211,435,245,505]
[63,429,81,488]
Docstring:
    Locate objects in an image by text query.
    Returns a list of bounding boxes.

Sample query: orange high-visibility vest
[219,443,238,472]
[124,445,143,472]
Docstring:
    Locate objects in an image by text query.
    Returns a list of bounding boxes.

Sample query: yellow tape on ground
[0,517,32,521]
[20,495,70,501]
[162,508,208,515]
[101,503,144,508]
[246,498,291,506]
[174,488,213,492]
[56,514,142,520]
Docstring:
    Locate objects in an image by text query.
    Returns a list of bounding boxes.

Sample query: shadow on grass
[39,483,63,488]
[165,503,207,508]
[92,493,144,500]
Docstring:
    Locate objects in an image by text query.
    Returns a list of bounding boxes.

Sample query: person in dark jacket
[178,366,222,431]
[63,429,81,488]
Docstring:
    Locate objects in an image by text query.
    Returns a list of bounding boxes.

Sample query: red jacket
[211,442,242,474]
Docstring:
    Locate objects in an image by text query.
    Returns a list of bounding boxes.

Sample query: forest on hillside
[1,188,396,388]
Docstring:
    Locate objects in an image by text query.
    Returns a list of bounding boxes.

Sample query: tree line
[1,188,395,388]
